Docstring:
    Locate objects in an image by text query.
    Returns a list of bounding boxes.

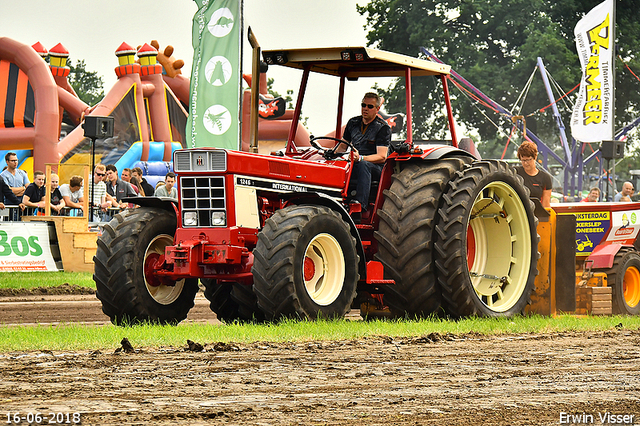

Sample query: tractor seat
[347,175,381,205]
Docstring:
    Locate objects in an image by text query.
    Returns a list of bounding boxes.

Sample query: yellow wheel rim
[144,234,185,305]
[303,233,345,306]
[467,181,532,312]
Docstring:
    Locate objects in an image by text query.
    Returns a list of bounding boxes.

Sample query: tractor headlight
[183,211,197,226]
[211,211,226,226]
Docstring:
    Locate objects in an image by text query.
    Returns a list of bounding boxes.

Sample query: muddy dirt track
[0,290,218,326]
[1,289,640,425]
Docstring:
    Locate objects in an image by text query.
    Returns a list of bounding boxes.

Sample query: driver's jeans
[351,160,382,210]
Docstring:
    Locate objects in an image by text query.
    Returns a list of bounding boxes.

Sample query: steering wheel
[309,136,357,161]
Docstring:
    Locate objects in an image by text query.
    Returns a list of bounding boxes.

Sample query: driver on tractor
[341,92,391,211]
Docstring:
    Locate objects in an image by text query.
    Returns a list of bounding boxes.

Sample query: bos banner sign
[0,222,59,271]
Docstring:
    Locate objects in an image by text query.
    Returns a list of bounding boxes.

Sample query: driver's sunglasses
[361,103,376,109]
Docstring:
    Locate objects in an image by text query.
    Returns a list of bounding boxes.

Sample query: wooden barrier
[21,216,96,273]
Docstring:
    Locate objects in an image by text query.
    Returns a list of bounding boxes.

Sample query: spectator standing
[48,173,65,215]
[514,141,553,208]
[128,176,145,208]
[129,176,144,196]
[121,168,132,183]
[105,164,138,209]
[1,152,30,198]
[0,177,21,216]
[154,172,178,198]
[60,175,84,215]
[582,187,601,202]
[131,167,155,197]
[88,165,110,221]
[614,181,634,202]
[89,165,107,206]
[21,171,46,214]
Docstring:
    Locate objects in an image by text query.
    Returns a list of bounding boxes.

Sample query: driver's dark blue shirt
[343,115,391,156]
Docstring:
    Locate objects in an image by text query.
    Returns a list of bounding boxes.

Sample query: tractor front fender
[121,196,179,218]
[588,244,627,269]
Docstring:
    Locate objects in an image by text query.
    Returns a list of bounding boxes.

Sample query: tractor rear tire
[202,279,265,323]
[434,160,538,317]
[603,249,640,315]
[94,208,198,325]
[374,158,469,318]
[252,205,359,321]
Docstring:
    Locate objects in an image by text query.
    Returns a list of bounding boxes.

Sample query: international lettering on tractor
[93,34,638,326]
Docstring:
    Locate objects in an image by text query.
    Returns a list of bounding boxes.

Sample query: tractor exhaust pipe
[248,27,260,153]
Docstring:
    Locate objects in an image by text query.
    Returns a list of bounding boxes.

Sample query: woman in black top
[514,141,552,208]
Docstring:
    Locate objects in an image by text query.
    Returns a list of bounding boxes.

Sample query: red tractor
[93,46,539,324]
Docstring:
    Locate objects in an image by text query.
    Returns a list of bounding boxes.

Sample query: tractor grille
[174,150,227,172]
[180,176,226,227]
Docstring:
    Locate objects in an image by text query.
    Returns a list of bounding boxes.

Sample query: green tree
[357,0,640,159]
[67,59,105,106]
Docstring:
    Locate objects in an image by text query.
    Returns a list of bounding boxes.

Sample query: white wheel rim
[144,234,185,305]
[303,233,345,306]
[467,181,532,312]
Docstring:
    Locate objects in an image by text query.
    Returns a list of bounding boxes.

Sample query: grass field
[0,271,95,290]
[1,272,639,352]
[1,314,639,352]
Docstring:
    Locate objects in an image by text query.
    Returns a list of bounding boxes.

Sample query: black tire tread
[252,205,358,320]
[434,160,538,318]
[374,159,468,318]
[93,208,198,325]
[600,249,640,315]
[202,279,265,323]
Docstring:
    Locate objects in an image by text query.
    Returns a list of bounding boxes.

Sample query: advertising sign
[187,0,242,149]
[608,210,640,242]
[570,0,614,142]
[569,211,611,255]
[0,222,59,271]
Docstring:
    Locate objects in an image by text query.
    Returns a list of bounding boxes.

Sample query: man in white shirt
[60,175,84,215]
[88,165,110,221]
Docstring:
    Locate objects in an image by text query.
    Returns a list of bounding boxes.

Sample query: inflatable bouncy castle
[0,38,187,184]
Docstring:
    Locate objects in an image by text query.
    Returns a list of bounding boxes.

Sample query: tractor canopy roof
[261,47,451,78]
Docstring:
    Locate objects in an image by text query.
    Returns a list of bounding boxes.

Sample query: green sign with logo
[188,0,242,149]
[0,222,59,271]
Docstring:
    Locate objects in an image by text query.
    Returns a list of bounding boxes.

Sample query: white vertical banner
[0,222,60,271]
[571,0,614,143]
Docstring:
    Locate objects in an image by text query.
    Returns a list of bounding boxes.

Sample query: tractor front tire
[202,279,265,323]
[603,249,640,315]
[374,159,469,318]
[252,205,359,321]
[94,208,198,325]
[434,160,538,317]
